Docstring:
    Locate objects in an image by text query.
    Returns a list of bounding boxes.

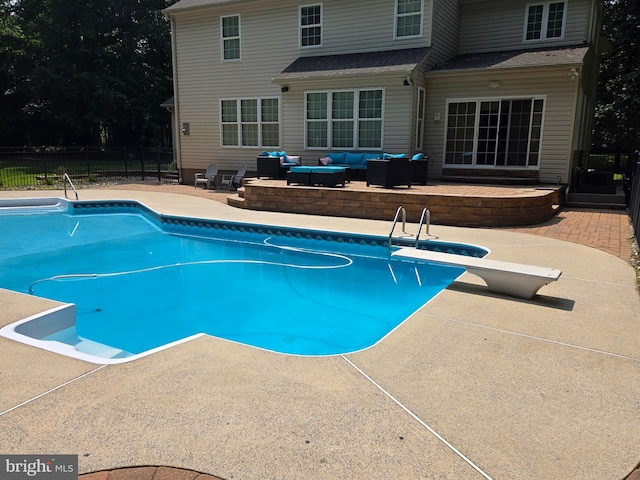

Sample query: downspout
[167,14,182,182]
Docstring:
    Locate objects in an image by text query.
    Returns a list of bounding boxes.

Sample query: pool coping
[0,188,638,480]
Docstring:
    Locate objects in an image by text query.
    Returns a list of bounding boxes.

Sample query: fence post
[157,147,162,182]
[124,147,129,179]
[86,146,91,177]
[140,146,145,181]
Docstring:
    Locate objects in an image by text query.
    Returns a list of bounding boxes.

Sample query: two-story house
[163,0,603,186]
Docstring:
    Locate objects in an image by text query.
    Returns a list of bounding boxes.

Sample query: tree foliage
[593,0,640,151]
[0,0,173,147]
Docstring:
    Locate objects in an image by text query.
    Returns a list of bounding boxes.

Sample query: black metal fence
[627,153,640,241]
[0,146,178,188]
[572,150,628,194]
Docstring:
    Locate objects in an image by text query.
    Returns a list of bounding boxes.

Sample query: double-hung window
[445,98,544,168]
[524,2,566,41]
[305,89,383,150]
[221,98,280,148]
[300,4,322,48]
[221,15,241,61]
[395,0,423,39]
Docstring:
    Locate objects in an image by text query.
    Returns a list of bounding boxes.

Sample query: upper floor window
[524,2,566,41]
[221,98,280,148]
[221,15,241,61]
[395,0,423,39]
[300,4,322,48]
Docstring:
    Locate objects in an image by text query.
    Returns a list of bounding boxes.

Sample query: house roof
[273,47,431,82]
[430,45,590,73]
[163,0,243,14]
[160,96,174,108]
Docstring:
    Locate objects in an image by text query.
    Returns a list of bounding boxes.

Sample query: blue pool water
[0,200,486,360]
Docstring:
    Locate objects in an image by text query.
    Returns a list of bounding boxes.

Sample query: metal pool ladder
[388,206,430,249]
[63,173,79,200]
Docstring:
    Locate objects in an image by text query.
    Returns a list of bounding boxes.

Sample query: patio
[0,186,638,480]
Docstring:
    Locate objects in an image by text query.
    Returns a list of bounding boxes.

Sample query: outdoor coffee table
[287,166,347,187]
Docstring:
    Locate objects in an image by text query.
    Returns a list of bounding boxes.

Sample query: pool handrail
[63,173,78,200]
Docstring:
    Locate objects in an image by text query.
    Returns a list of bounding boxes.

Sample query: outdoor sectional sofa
[318,152,383,179]
[319,152,428,185]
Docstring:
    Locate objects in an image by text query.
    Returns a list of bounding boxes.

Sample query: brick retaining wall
[237,182,561,227]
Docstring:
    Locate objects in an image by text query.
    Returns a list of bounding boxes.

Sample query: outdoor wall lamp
[182,123,190,135]
[489,80,501,88]
[281,86,289,93]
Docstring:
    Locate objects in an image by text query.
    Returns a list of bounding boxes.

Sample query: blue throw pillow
[328,152,347,163]
[412,153,425,160]
[383,153,407,159]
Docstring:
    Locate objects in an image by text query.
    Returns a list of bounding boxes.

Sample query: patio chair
[220,164,247,191]
[194,163,219,190]
[366,158,411,189]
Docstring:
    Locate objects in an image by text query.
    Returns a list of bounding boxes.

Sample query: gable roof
[429,46,590,74]
[273,47,431,82]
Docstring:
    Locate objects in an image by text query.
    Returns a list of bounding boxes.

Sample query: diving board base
[392,248,562,299]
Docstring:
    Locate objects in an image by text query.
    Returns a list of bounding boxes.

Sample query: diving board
[392,248,562,299]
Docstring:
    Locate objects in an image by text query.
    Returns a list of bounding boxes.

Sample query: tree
[593,0,640,151]
[0,0,173,147]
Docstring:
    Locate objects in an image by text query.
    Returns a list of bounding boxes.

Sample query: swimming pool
[0,198,488,363]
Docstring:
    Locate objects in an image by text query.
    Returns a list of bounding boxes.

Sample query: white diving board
[392,248,562,299]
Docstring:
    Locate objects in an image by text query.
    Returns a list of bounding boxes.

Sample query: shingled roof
[163,0,243,14]
[431,45,589,73]
[273,47,430,81]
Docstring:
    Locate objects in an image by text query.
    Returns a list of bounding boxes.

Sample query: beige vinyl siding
[427,0,460,69]
[169,0,425,172]
[459,0,593,54]
[424,67,580,183]
[172,2,298,171]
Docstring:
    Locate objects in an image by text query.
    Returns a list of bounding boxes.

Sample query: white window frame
[220,97,280,148]
[221,14,241,61]
[394,0,424,40]
[304,88,385,151]
[415,87,426,150]
[523,1,567,42]
[443,96,546,169]
[299,3,323,49]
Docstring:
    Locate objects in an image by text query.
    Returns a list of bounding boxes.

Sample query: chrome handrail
[415,208,430,248]
[388,206,407,248]
[63,173,78,200]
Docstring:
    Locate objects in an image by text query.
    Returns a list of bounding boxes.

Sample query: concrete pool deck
[0,187,638,480]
